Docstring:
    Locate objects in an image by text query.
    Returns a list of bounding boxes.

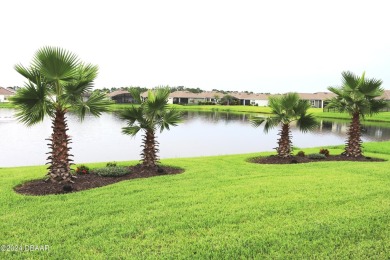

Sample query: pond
[1,109,390,167]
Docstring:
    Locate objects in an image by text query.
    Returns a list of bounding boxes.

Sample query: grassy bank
[1,142,390,258]
[0,103,14,108]
[109,104,390,122]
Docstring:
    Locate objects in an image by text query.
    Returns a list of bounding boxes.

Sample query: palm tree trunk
[141,129,159,168]
[46,109,74,183]
[345,112,362,157]
[277,123,292,157]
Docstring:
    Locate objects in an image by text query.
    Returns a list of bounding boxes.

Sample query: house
[142,91,225,105]
[231,92,270,106]
[297,92,336,108]
[0,87,15,102]
[107,90,135,103]
[157,90,270,106]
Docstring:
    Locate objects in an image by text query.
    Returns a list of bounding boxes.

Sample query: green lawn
[1,143,390,258]
[0,103,14,108]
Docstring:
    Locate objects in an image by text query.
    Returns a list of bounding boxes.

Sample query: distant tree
[126,86,148,94]
[221,94,238,105]
[120,88,182,169]
[186,87,203,93]
[11,46,112,183]
[327,71,386,157]
[250,93,318,157]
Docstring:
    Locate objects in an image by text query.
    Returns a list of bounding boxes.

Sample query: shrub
[308,153,326,159]
[93,166,130,177]
[75,165,90,175]
[296,151,305,157]
[106,161,117,167]
[319,148,330,157]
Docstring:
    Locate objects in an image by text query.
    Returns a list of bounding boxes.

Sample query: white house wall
[253,100,268,106]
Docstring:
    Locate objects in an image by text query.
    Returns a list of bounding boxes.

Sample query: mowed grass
[110,104,390,123]
[1,143,390,258]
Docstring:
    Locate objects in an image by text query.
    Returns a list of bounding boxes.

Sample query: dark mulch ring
[249,154,386,164]
[14,164,184,196]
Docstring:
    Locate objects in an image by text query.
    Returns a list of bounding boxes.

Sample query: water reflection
[1,109,390,167]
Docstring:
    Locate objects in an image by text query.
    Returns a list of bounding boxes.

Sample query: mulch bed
[249,154,386,164]
[14,164,184,196]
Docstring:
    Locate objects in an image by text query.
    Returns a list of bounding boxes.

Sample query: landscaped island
[1,142,389,258]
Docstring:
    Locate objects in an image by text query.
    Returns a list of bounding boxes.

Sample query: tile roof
[381,90,390,100]
[0,87,15,96]
[107,90,131,97]
[297,92,336,100]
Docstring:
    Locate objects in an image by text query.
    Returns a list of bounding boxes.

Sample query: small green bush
[296,151,305,157]
[319,149,330,157]
[93,166,130,177]
[106,161,117,167]
[75,165,90,175]
[308,153,326,159]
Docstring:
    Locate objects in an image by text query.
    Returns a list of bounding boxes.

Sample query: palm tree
[11,46,111,183]
[250,93,317,157]
[327,71,386,157]
[121,87,182,169]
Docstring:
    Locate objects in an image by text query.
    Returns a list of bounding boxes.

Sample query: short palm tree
[11,46,112,183]
[327,71,386,157]
[121,88,182,169]
[251,93,318,157]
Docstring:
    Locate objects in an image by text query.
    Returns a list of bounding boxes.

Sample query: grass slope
[0,103,14,108]
[1,143,390,258]
[110,104,390,123]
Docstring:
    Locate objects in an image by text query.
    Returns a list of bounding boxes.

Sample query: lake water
[1,109,390,167]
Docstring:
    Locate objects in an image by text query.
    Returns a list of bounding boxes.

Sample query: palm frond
[14,64,42,85]
[159,109,182,132]
[120,106,147,127]
[122,126,142,136]
[359,78,383,97]
[128,88,143,104]
[10,81,54,125]
[367,99,388,115]
[32,46,80,86]
[341,71,359,91]
[250,116,266,128]
[268,96,282,115]
[63,63,99,104]
[281,93,299,113]
[294,100,311,115]
[72,92,112,120]
[145,88,170,113]
[263,117,280,133]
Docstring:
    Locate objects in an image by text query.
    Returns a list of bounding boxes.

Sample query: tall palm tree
[121,88,182,169]
[250,93,318,157]
[327,71,386,157]
[11,46,111,183]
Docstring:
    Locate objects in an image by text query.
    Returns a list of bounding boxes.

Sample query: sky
[1,0,389,93]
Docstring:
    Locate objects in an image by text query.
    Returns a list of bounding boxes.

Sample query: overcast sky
[1,0,389,93]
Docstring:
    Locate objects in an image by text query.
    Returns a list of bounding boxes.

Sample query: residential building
[108,90,135,103]
[0,87,15,102]
[297,92,336,108]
